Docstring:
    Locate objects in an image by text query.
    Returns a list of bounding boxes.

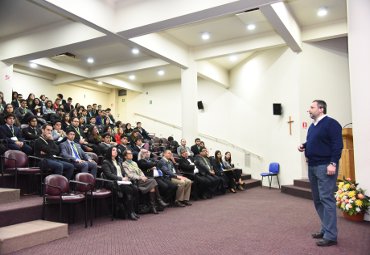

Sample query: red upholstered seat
[75,173,113,226]
[42,174,88,228]
[1,150,41,193]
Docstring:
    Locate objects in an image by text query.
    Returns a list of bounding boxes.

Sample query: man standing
[60,130,97,177]
[298,100,343,247]
[158,150,192,207]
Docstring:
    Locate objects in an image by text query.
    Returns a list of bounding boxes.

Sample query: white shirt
[187,158,199,174]
[313,114,327,126]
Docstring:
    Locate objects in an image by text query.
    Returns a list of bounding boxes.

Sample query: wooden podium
[338,128,355,181]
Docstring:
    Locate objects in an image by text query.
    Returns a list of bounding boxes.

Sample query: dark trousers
[72,160,97,177]
[155,176,177,203]
[8,142,33,155]
[43,158,74,180]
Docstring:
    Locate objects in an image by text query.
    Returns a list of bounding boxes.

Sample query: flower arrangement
[335,177,370,216]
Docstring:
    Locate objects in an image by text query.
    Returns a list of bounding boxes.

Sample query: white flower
[356,207,361,212]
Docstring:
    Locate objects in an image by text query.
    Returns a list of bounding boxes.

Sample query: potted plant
[335,177,370,221]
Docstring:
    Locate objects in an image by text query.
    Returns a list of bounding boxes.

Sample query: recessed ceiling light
[157,70,165,76]
[131,48,140,55]
[317,7,328,17]
[129,74,136,80]
[201,32,210,41]
[87,57,94,64]
[229,55,238,62]
[247,24,256,31]
[97,81,103,85]
[29,62,38,68]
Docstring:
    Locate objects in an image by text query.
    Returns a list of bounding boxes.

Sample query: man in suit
[178,148,215,199]
[14,99,32,124]
[0,113,32,154]
[135,122,151,141]
[67,117,92,152]
[138,149,177,204]
[63,97,74,113]
[157,149,192,207]
[190,138,202,156]
[59,129,97,177]
[34,123,74,180]
[194,147,225,197]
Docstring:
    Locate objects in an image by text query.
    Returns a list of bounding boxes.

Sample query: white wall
[0,71,113,110]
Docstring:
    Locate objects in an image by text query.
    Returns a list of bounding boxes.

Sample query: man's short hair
[313,99,327,114]
[20,99,27,104]
[66,129,75,135]
[42,123,53,130]
[102,132,111,138]
[180,148,187,154]
[199,147,207,153]
[4,113,15,120]
[195,138,201,142]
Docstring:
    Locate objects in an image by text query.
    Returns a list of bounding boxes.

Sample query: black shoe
[157,199,169,207]
[128,212,138,221]
[182,200,192,206]
[174,201,186,207]
[311,232,324,239]
[316,239,337,247]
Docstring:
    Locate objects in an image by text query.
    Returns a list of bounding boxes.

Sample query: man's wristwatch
[330,162,337,167]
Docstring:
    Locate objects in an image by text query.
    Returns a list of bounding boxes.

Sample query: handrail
[134,112,262,159]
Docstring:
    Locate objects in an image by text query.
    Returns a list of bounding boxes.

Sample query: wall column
[347,0,370,221]
[181,56,198,142]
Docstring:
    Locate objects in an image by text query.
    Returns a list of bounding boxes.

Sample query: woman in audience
[61,114,71,131]
[69,108,79,120]
[101,147,140,220]
[26,93,35,109]
[51,120,67,144]
[223,151,244,190]
[212,150,237,193]
[122,149,168,214]
[0,104,21,126]
[124,123,133,135]
[79,116,88,133]
[0,96,6,114]
[86,125,102,155]
[115,126,124,144]
[43,100,55,114]
[32,98,42,114]
[11,91,19,108]
[53,98,61,111]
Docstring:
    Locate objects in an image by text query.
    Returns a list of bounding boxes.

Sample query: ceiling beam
[197,60,229,88]
[98,77,143,93]
[260,2,302,52]
[193,32,285,60]
[302,19,347,42]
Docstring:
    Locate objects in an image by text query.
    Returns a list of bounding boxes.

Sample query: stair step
[294,179,310,189]
[241,174,251,180]
[0,220,68,254]
[0,196,42,227]
[0,188,20,204]
[281,185,312,200]
[243,178,261,189]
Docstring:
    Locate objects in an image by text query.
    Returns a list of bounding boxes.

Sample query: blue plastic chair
[260,162,280,189]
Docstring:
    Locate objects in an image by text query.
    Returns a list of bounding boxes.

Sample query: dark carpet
[9,188,370,255]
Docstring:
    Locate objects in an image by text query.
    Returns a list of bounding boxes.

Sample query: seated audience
[22,116,41,140]
[138,149,177,204]
[101,147,140,220]
[116,135,131,160]
[122,149,168,214]
[166,136,179,154]
[34,123,74,180]
[67,117,92,152]
[177,148,215,199]
[61,114,71,131]
[86,125,102,155]
[157,149,192,207]
[59,129,97,177]
[124,123,133,135]
[98,132,116,156]
[194,147,225,197]
[0,104,21,126]
[14,99,32,124]
[223,151,245,190]
[191,138,202,156]
[0,113,33,154]
[212,150,237,193]
[51,120,67,144]
[177,138,194,156]
[115,126,124,144]
[135,122,151,141]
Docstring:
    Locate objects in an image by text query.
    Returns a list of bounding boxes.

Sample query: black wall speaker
[197,101,204,110]
[273,103,282,115]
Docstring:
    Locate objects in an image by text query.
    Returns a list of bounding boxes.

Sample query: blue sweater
[304,116,343,166]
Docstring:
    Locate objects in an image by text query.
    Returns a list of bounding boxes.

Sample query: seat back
[45,174,69,195]
[86,152,98,163]
[269,162,280,174]
[4,150,28,168]
[75,172,95,192]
